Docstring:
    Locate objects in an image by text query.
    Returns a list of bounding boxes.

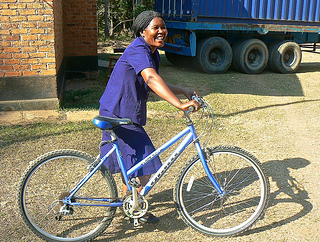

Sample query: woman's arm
[166,84,196,100]
[141,68,200,111]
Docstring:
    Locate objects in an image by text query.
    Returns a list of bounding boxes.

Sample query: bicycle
[18,96,270,241]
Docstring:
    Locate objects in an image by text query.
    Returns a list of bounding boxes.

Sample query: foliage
[133,2,155,17]
[98,0,155,41]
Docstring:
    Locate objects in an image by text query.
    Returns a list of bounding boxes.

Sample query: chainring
[122,194,148,219]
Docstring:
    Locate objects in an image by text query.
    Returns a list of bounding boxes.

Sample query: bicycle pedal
[128,178,141,188]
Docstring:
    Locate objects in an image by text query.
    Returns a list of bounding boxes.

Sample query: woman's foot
[130,212,159,224]
[139,212,159,223]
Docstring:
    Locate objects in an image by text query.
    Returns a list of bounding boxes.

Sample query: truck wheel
[267,42,277,72]
[165,52,193,67]
[233,39,268,74]
[231,40,244,72]
[268,40,302,73]
[196,37,232,74]
[165,52,177,65]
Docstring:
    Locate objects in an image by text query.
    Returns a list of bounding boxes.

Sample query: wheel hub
[247,48,264,68]
[209,49,223,64]
[58,192,76,206]
[283,50,294,64]
[55,192,76,220]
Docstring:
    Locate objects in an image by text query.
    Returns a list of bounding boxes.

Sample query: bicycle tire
[18,149,118,242]
[174,146,269,237]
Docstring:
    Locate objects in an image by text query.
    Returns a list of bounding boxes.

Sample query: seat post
[99,130,117,149]
[110,130,117,142]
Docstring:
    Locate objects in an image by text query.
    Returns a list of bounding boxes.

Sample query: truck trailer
[154,0,320,74]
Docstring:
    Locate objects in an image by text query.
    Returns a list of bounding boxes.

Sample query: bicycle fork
[194,142,226,197]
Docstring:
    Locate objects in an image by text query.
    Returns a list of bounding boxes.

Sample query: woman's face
[141,17,168,53]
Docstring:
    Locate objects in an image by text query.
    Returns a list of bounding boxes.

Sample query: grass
[62,86,104,110]
[0,121,94,148]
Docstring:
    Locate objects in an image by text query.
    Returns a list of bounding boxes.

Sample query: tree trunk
[104,0,109,37]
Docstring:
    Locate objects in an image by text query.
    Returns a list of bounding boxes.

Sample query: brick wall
[0,0,56,77]
[63,0,98,57]
[0,0,98,110]
[53,0,64,74]
[0,0,98,78]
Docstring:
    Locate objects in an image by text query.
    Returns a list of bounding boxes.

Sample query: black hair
[132,11,164,38]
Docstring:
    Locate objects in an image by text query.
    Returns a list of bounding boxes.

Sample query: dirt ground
[1,49,320,241]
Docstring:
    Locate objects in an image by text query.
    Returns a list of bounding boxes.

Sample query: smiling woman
[98,10,201,224]
[137,17,167,52]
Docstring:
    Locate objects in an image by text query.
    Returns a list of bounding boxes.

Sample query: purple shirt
[99,37,160,126]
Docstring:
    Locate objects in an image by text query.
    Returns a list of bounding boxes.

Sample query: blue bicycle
[18,97,269,241]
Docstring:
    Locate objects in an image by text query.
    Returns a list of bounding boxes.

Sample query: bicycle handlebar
[187,95,205,113]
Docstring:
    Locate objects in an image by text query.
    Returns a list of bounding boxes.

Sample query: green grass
[0,121,94,148]
[61,70,107,110]
[62,86,105,110]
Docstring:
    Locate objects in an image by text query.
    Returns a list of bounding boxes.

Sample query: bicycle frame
[64,122,225,208]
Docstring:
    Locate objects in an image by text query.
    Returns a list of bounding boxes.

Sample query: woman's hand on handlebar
[180,89,201,112]
[180,99,201,112]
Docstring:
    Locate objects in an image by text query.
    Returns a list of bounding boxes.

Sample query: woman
[99,11,200,223]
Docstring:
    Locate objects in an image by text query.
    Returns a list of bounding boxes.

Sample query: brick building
[0,0,98,110]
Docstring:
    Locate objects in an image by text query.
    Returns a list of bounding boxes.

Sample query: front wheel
[175,146,269,237]
[18,149,118,242]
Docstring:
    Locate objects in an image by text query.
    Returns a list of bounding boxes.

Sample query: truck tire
[231,40,244,72]
[267,42,277,72]
[165,52,177,65]
[165,52,193,67]
[233,39,268,74]
[196,37,232,74]
[268,40,302,73]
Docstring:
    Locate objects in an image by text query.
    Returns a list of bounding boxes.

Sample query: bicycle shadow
[97,157,312,240]
[241,157,312,236]
[214,98,320,118]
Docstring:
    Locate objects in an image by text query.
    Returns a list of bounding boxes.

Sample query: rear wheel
[233,39,268,74]
[196,37,232,73]
[18,149,118,242]
[268,40,302,73]
[175,146,269,237]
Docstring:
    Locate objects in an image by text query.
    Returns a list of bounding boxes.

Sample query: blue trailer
[155,0,320,74]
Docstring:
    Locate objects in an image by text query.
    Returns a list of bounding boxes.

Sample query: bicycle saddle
[93,115,133,130]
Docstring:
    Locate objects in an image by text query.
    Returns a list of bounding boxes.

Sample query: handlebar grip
[191,95,205,106]
[188,106,195,112]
